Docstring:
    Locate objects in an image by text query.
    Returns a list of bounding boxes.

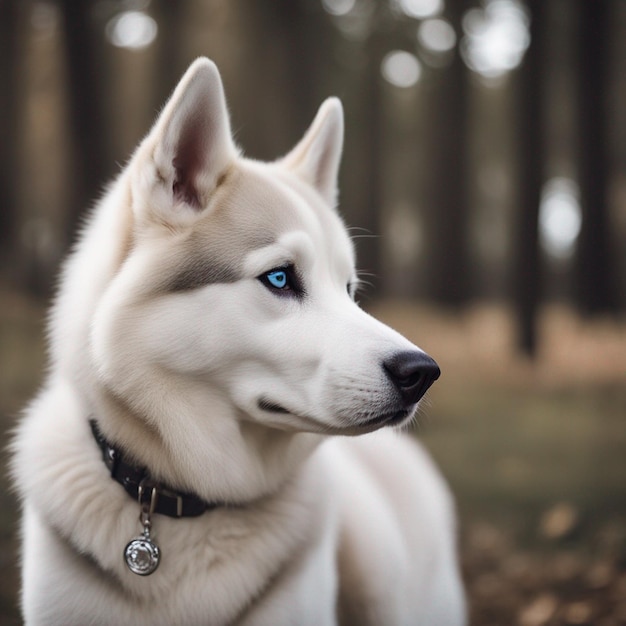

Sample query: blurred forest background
[1,0,625,624]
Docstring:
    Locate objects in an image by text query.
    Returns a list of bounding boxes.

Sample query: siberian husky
[12,58,465,625]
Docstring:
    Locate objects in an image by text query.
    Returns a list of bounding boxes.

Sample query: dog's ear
[281,98,344,206]
[133,58,237,225]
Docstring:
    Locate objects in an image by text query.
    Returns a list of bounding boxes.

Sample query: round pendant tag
[124,536,161,576]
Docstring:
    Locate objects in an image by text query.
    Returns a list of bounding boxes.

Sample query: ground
[370,302,626,626]
[1,290,625,625]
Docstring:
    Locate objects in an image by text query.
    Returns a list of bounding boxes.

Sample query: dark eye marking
[168,261,240,291]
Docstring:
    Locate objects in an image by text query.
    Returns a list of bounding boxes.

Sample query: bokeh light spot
[106,11,157,50]
[381,51,422,88]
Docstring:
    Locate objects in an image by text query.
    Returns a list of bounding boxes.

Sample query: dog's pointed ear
[133,58,236,223]
[281,98,344,206]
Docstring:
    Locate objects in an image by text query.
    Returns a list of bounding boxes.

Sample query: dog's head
[88,59,439,447]
[71,59,440,502]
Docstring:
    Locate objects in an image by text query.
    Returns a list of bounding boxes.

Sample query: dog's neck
[87,382,324,506]
[90,419,226,518]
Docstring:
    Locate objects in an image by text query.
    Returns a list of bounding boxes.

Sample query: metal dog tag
[124,527,161,576]
[125,483,161,576]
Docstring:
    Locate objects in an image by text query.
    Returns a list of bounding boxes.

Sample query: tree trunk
[355,26,385,293]
[0,0,24,270]
[574,0,619,315]
[151,0,187,112]
[512,0,545,356]
[58,0,112,243]
[423,0,471,307]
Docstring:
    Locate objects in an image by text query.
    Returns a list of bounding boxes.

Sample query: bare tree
[422,0,471,307]
[574,0,619,315]
[353,23,386,292]
[512,0,545,356]
[58,0,112,241]
[0,0,24,271]
[151,0,187,112]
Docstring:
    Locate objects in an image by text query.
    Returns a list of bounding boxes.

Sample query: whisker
[356,280,375,292]
[356,270,377,279]
[350,233,380,240]
[347,226,379,241]
[355,271,377,293]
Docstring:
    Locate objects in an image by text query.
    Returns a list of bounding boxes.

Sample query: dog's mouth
[258,399,291,414]
[257,398,413,434]
[360,408,412,428]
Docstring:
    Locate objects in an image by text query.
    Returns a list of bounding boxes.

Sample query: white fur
[12,58,466,625]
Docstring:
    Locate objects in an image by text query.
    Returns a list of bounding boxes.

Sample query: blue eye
[259,265,303,297]
[266,270,287,289]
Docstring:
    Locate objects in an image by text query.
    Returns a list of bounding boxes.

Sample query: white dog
[12,58,465,625]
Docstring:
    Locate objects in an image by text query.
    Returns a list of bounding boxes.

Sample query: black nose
[383,351,441,406]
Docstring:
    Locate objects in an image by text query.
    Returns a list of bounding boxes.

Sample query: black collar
[90,419,218,518]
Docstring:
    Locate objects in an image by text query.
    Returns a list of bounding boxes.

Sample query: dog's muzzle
[383,351,441,407]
